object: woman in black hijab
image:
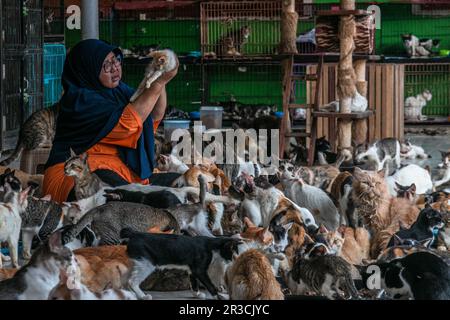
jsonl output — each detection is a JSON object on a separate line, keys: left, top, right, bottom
{"left": 43, "top": 39, "right": 178, "bottom": 202}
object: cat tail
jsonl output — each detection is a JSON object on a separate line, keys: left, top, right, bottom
{"left": 198, "top": 174, "right": 207, "bottom": 209}
{"left": 0, "top": 140, "right": 24, "bottom": 166}
{"left": 119, "top": 227, "right": 138, "bottom": 239}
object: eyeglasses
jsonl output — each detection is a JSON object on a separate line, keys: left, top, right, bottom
{"left": 102, "top": 55, "right": 122, "bottom": 73}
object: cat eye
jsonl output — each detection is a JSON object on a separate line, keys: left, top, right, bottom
{"left": 103, "top": 55, "right": 122, "bottom": 73}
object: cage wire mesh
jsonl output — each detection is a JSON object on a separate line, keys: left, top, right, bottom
{"left": 2, "top": 0, "right": 24, "bottom": 51}
{"left": 200, "top": 1, "right": 282, "bottom": 57}
{"left": 404, "top": 63, "right": 450, "bottom": 118}
{"left": 43, "top": 0, "right": 65, "bottom": 41}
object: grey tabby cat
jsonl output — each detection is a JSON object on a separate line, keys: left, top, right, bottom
{"left": 21, "top": 194, "right": 65, "bottom": 260}
{"left": 61, "top": 201, "right": 180, "bottom": 246}
{"left": 0, "top": 103, "right": 59, "bottom": 166}
{"left": 64, "top": 149, "right": 109, "bottom": 200}
{"left": 283, "top": 243, "right": 359, "bottom": 300}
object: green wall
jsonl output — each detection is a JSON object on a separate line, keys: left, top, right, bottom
{"left": 60, "top": 4, "right": 450, "bottom": 116}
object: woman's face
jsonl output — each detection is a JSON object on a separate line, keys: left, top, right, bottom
{"left": 99, "top": 52, "right": 122, "bottom": 88}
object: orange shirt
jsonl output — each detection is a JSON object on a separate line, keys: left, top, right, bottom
{"left": 43, "top": 104, "right": 161, "bottom": 203}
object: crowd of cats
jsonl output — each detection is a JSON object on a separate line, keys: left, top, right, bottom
{"left": 0, "top": 97, "right": 449, "bottom": 300}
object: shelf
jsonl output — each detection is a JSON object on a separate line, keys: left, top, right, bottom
{"left": 312, "top": 110, "right": 373, "bottom": 119}
{"left": 201, "top": 56, "right": 281, "bottom": 65}
{"left": 280, "top": 53, "right": 381, "bottom": 63}
{"left": 316, "top": 10, "right": 372, "bottom": 17}
{"left": 284, "top": 132, "right": 310, "bottom": 138}
{"left": 287, "top": 103, "right": 313, "bottom": 109}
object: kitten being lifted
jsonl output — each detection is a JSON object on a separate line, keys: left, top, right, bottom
{"left": 130, "top": 49, "right": 177, "bottom": 103}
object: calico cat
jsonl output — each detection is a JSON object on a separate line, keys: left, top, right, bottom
{"left": 0, "top": 167, "right": 43, "bottom": 198}
{"left": 239, "top": 217, "right": 274, "bottom": 247}
{"left": 282, "top": 244, "right": 359, "bottom": 300}
{"left": 0, "top": 184, "right": 31, "bottom": 268}
{"left": 385, "top": 164, "right": 433, "bottom": 196}
{"left": 48, "top": 266, "right": 137, "bottom": 300}
{"left": 230, "top": 172, "right": 316, "bottom": 229}
{"left": 0, "top": 103, "right": 59, "bottom": 166}
{"left": 120, "top": 227, "right": 242, "bottom": 300}
{"left": 61, "top": 201, "right": 180, "bottom": 246}
{"left": 218, "top": 26, "right": 251, "bottom": 57}
{"left": 130, "top": 49, "right": 178, "bottom": 103}
{"left": 354, "top": 138, "right": 401, "bottom": 171}
{"left": 364, "top": 251, "right": 450, "bottom": 300}
{"left": 0, "top": 231, "right": 73, "bottom": 300}
{"left": 387, "top": 206, "right": 445, "bottom": 248}
{"left": 64, "top": 149, "right": 109, "bottom": 200}
{"left": 225, "top": 249, "right": 284, "bottom": 300}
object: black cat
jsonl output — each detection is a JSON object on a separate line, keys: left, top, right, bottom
{"left": 104, "top": 188, "right": 182, "bottom": 209}
{"left": 363, "top": 251, "right": 450, "bottom": 300}
{"left": 387, "top": 206, "right": 445, "bottom": 248}
{"left": 120, "top": 228, "right": 242, "bottom": 300}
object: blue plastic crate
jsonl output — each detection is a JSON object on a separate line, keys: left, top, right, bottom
{"left": 44, "top": 43, "right": 66, "bottom": 106}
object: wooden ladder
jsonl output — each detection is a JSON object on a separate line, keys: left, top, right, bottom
{"left": 280, "top": 54, "right": 324, "bottom": 166}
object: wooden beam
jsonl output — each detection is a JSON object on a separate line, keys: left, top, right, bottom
{"left": 280, "top": 0, "right": 298, "bottom": 54}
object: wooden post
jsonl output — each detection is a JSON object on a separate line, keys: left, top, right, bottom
{"left": 337, "top": 0, "right": 356, "bottom": 152}
{"left": 353, "top": 59, "right": 368, "bottom": 145}
{"left": 280, "top": 0, "right": 298, "bottom": 54}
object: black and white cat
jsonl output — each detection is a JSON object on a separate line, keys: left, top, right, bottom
{"left": 386, "top": 164, "right": 433, "bottom": 196}
{"left": 387, "top": 206, "right": 445, "bottom": 248}
{"left": 401, "top": 34, "right": 440, "bottom": 57}
{"left": 120, "top": 228, "right": 242, "bottom": 300}
{"left": 354, "top": 138, "right": 401, "bottom": 171}
{"left": 364, "top": 251, "right": 450, "bottom": 300}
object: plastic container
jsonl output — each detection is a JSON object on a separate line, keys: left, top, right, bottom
{"left": 190, "top": 111, "right": 200, "bottom": 120}
{"left": 163, "top": 119, "right": 190, "bottom": 140}
{"left": 200, "top": 106, "right": 223, "bottom": 129}
{"left": 274, "top": 111, "right": 284, "bottom": 118}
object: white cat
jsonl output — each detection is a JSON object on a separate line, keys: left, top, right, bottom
{"left": 355, "top": 138, "right": 401, "bottom": 171}
{"left": 320, "top": 91, "right": 368, "bottom": 113}
{"left": 130, "top": 49, "right": 177, "bottom": 102}
{"left": 400, "top": 140, "right": 431, "bottom": 160}
{"left": 156, "top": 154, "right": 189, "bottom": 174}
{"left": 279, "top": 168, "right": 343, "bottom": 230}
{"left": 404, "top": 90, "right": 432, "bottom": 121}
{"left": 0, "top": 184, "right": 30, "bottom": 268}
{"left": 386, "top": 164, "right": 433, "bottom": 196}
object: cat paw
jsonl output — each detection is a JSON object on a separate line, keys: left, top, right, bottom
{"left": 193, "top": 291, "right": 206, "bottom": 299}
{"left": 1, "top": 253, "right": 11, "bottom": 262}
{"left": 140, "top": 294, "right": 153, "bottom": 300}
{"left": 216, "top": 293, "right": 228, "bottom": 300}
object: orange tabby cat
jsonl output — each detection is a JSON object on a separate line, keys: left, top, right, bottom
{"left": 352, "top": 167, "right": 420, "bottom": 258}
{"left": 225, "top": 249, "right": 284, "bottom": 300}
{"left": 0, "top": 267, "right": 18, "bottom": 281}
{"left": 240, "top": 217, "right": 274, "bottom": 246}
{"left": 337, "top": 225, "right": 371, "bottom": 265}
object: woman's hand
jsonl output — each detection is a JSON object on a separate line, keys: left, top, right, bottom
{"left": 154, "top": 56, "right": 179, "bottom": 86}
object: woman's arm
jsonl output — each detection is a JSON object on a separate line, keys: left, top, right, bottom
{"left": 150, "top": 85, "right": 167, "bottom": 122}
{"left": 130, "top": 60, "right": 178, "bottom": 122}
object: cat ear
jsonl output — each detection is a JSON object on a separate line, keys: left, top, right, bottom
{"left": 4, "top": 168, "right": 11, "bottom": 174}
{"left": 318, "top": 224, "right": 328, "bottom": 234}
{"left": 80, "top": 152, "right": 88, "bottom": 162}
{"left": 440, "top": 150, "right": 448, "bottom": 158}
{"left": 19, "top": 186, "right": 32, "bottom": 205}
{"left": 70, "top": 148, "right": 77, "bottom": 157}
{"left": 394, "top": 182, "right": 403, "bottom": 191}
{"left": 243, "top": 217, "right": 255, "bottom": 229}
{"left": 337, "top": 225, "right": 346, "bottom": 237}
{"left": 48, "top": 231, "right": 64, "bottom": 254}
{"left": 62, "top": 202, "right": 71, "bottom": 208}
{"left": 283, "top": 222, "right": 294, "bottom": 232}
{"left": 353, "top": 166, "right": 363, "bottom": 177}
{"left": 424, "top": 165, "right": 431, "bottom": 174}
{"left": 41, "top": 194, "right": 52, "bottom": 201}
{"left": 377, "top": 169, "right": 386, "bottom": 178}
{"left": 409, "top": 183, "right": 416, "bottom": 193}
{"left": 419, "top": 238, "right": 433, "bottom": 247}
{"left": 304, "top": 233, "right": 315, "bottom": 244}
{"left": 393, "top": 234, "right": 403, "bottom": 246}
